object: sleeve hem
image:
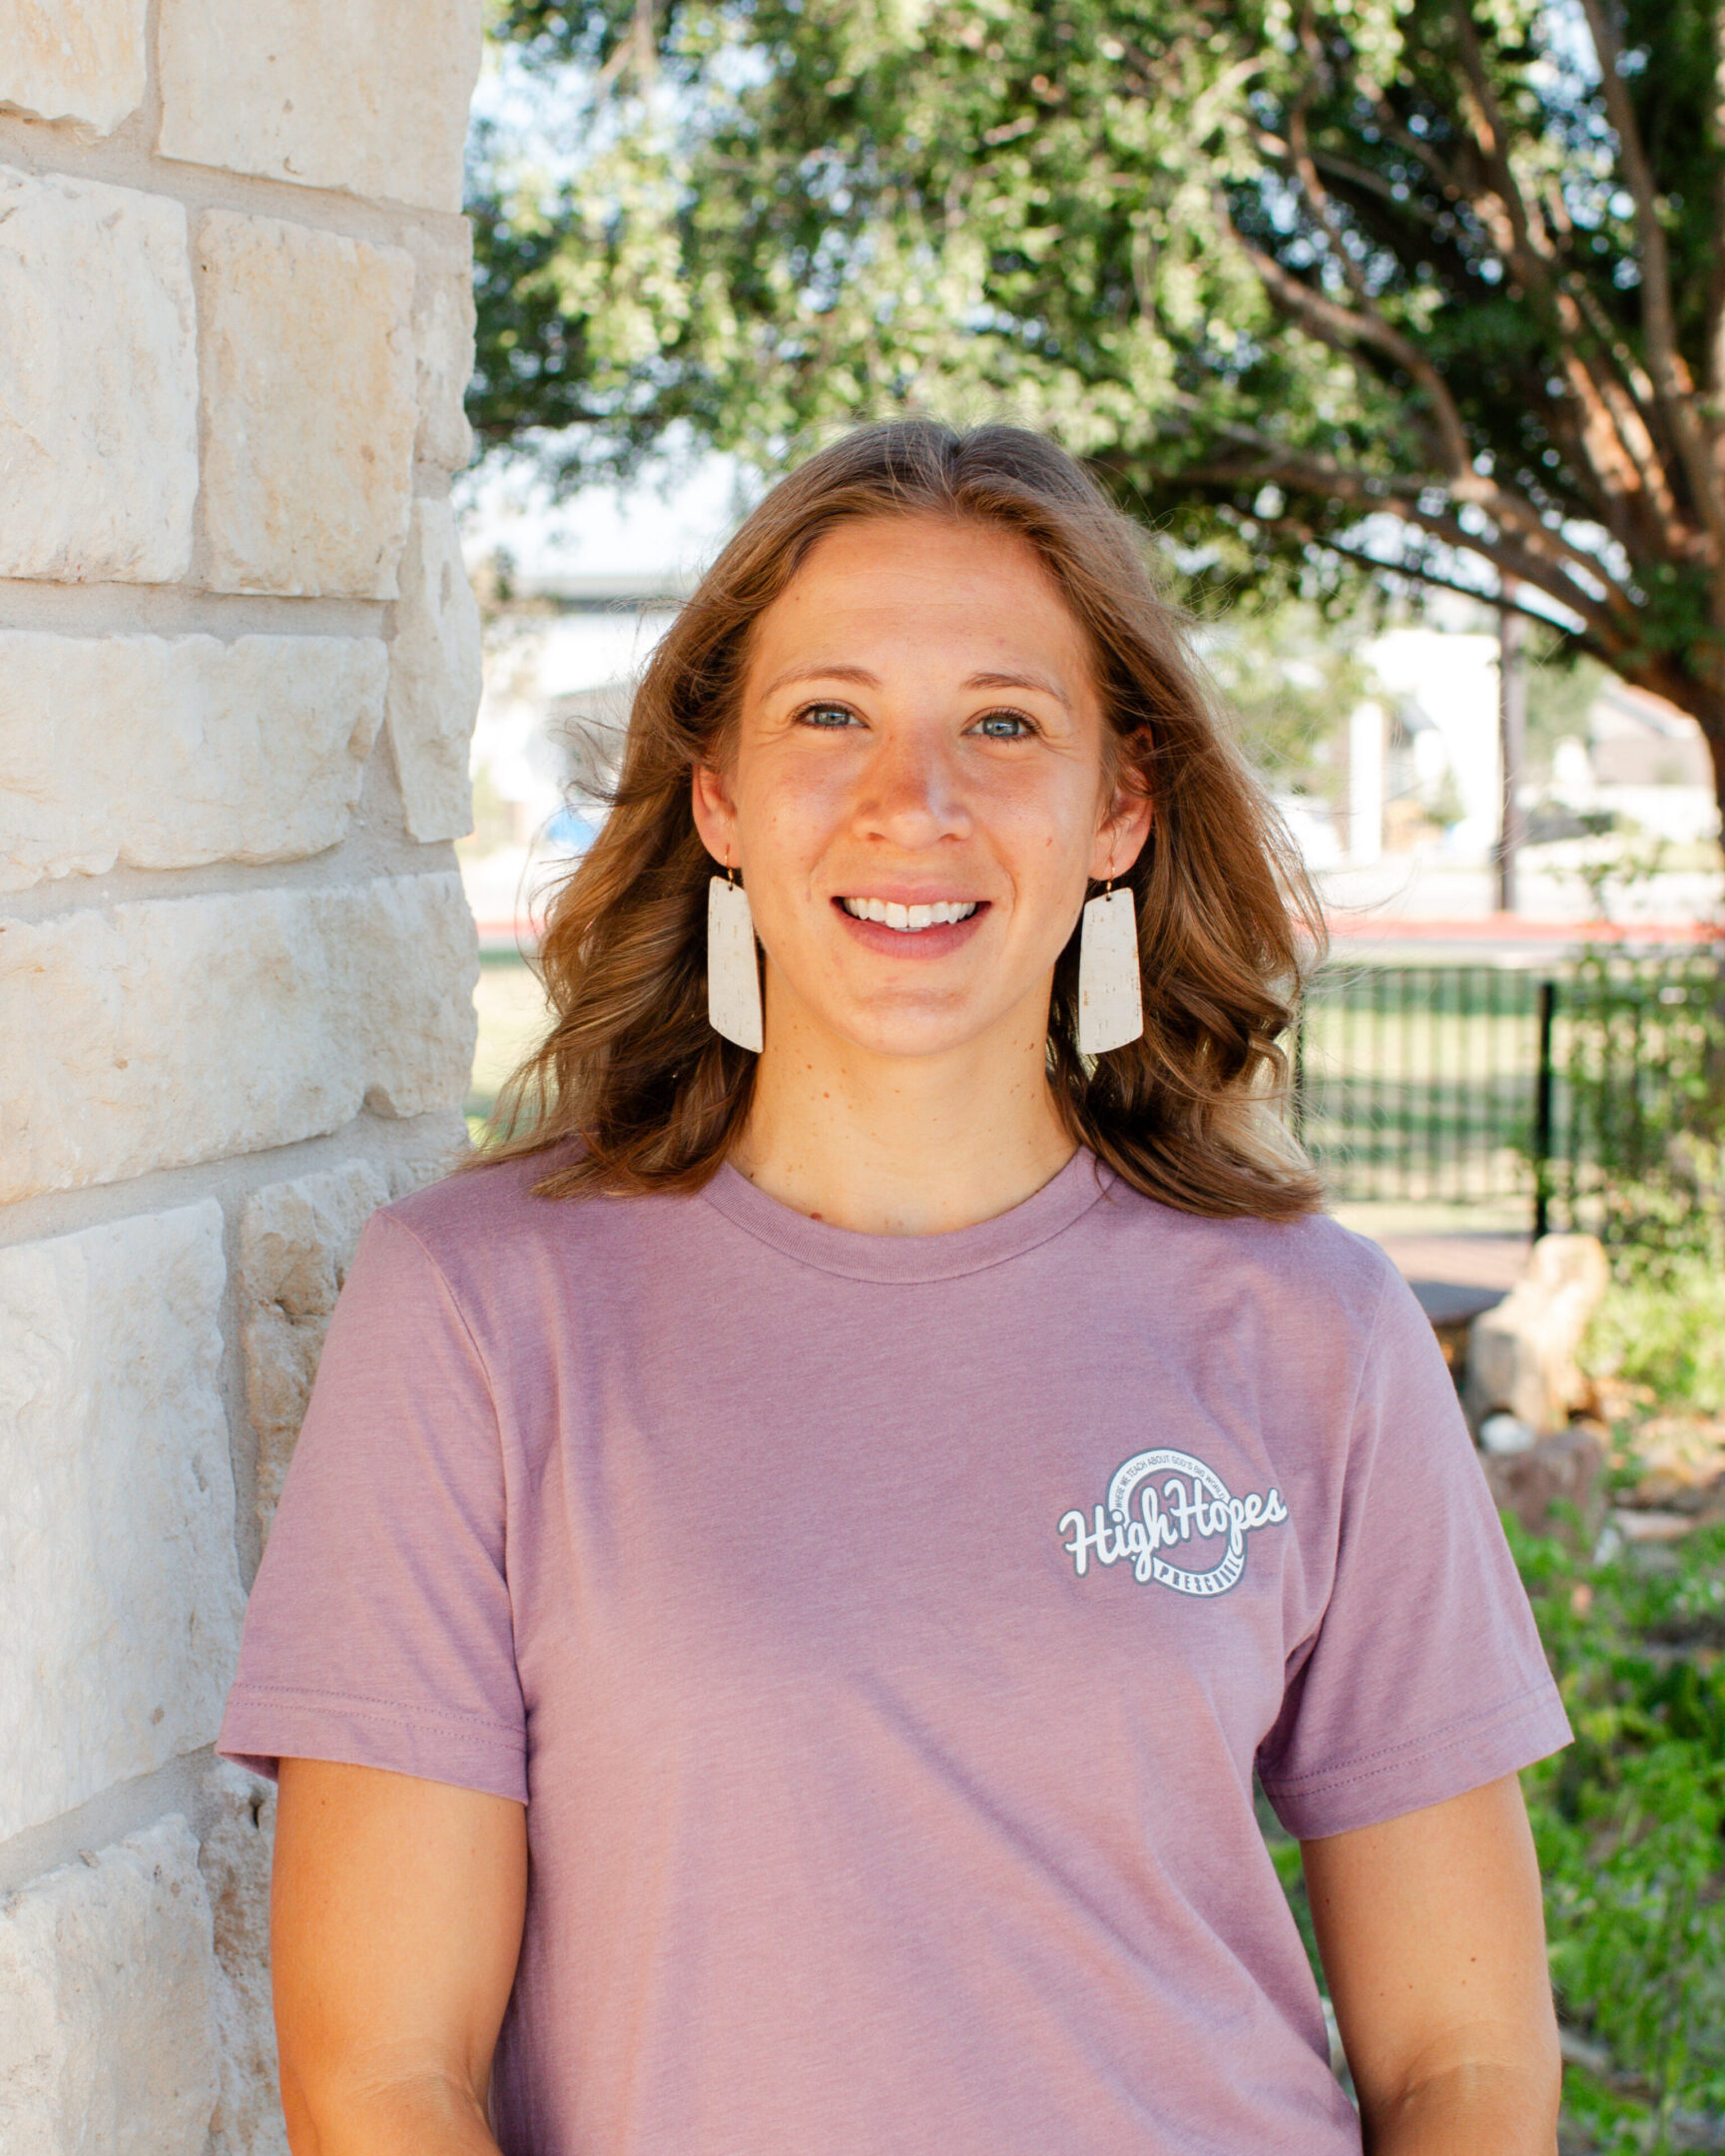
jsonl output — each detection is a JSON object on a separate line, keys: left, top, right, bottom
{"left": 1261, "top": 1680, "right": 1572, "bottom": 1841}
{"left": 217, "top": 1687, "right": 528, "bottom": 1807}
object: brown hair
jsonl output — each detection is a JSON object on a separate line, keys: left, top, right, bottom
{"left": 483, "top": 419, "right": 1327, "bottom": 1218}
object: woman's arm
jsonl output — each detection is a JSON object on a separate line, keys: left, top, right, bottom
{"left": 1302, "top": 1773, "right": 1561, "bottom": 2156}
{"left": 272, "top": 1758, "right": 528, "bottom": 2156}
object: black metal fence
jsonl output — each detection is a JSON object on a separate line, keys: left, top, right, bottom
{"left": 1292, "top": 947, "right": 1725, "bottom": 1235}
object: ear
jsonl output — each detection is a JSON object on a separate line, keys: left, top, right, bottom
{"left": 690, "top": 761, "right": 741, "bottom": 872}
{"left": 1089, "top": 770, "right": 1154, "bottom": 884}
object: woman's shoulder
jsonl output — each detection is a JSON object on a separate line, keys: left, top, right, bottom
{"left": 370, "top": 1143, "right": 634, "bottom": 1281}
{"left": 1096, "top": 1175, "right": 1404, "bottom": 1334}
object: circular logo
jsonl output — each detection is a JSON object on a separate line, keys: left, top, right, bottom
{"left": 1108, "top": 1446, "right": 1246, "bottom": 1597}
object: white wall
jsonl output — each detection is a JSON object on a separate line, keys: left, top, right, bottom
{"left": 1365, "top": 628, "right": 1502, "bottom": 853}
{"left": 0, "top": 7, "right": 484, "bottom": 2145}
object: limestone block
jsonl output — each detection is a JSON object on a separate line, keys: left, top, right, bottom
{"left": 240, "top": 1161, "right": 390, "bottom": 1538}
{"left": 0, "top": 1207, "right": 242, "bottom": 1840}
{"left": 0, "top": 1818, "right": 219, "bottom": 2156}
{"left": 201, "top": 1765, "right": 288, "bottom": 2156}
{"left": 386, "top": 1110, "right": 473, "bottom": 1199}
{"left": 0, "top": 169, "right": 197, "bottom": 583}
{"left": 0, "top": 632, "right": 386, "bottom": 892}
{"left": 1465, "top": 1233, "right": 1610, "bottom": 1433}
{"left": 158, "top": 0, "right": 482, "bottom": 214}
{"left": 414, "top": 265, "right": 476, "bottom": 473}
{"left": 1482, "top": 1424, "right": 1607, "bottom": 1544}
{"left": 0, "top": 874, "right": 477, "bottom": 1204}
{"left": 0, "top": 0, "right": 147, "bottom": 132}
{"left": 387, "top": 500, "right": 481, "bottom": 840}
{"left": 197, "top": 211, "right": 417, "bottom": 597}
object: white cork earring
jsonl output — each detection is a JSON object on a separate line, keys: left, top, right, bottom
{"left": 707, "top": 866, "right": 764, "bottom": 1051}
{"left": 1077, "top": 879, "right": 1144, "bottom": 1057}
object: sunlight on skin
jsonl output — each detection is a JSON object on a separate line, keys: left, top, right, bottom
{"left": 691, "top": 514, "right": 1151, "bottom": 1236}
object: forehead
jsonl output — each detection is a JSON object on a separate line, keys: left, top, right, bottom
{"left": 746, "top": 514, "right": 1097, "bottom": 693}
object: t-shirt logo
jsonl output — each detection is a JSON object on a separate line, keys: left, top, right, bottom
{"left": 1058, "top": 1447, "right": 1289, "bottom": 1598}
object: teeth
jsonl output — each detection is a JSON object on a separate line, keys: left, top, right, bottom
{"left": 842, "top": 897, "right": 979, "bottom": 931}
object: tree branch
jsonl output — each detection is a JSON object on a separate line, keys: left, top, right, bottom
{"left": 1355, "top": 27, "right": 1692, "bottom": 561}
{"left": 1574, "top": 0, "right": 1725, "bottom": 556}
{"left": 1267, "top": 517, "right": 1636, "bottom": 663}
{"left": 1174, "top": 411, "right": 1635, "bottom": 638}
{"left": 1446, "top": 5, "right": 1562, "bottom": 270}
{"left": 1707, "top": 6, "right": 1725, "bottom": 490}
{"left": 1229, "top": 227, "right": 1473, "bottom": 477}
{"left": 1283, "top": 6, "right": 1377, "bottom": 311}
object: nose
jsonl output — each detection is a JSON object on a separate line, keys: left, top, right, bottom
{"left": 853, "top": 724, "right": 972, "bottom": 850}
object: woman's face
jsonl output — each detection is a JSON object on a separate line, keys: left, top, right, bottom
{"left": 692, "top": 513, "right": 1151, "bottom": 1062}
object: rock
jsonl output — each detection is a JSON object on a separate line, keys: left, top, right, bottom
{"left": 0, "top": 873, "right": 478, "bottom": 1204}
{"left": 386, "top": 500, "right": 481, "bottom": 841}
{"left": 0, "top": 168, "right": 197, "bottom": 584}
{"left": 1481, "top": 1424, "right": 1607, "bottom": 1544}
{"left": 195, "top": 210, "right": 417, "bottom": 598}
{"left": 1620, "top": 1412, "right": 1725, "bottom": 1512}
{"left": 0, "top": 1207, "right": 243, "bottom": 1841}
{"left": 0, "top": 631, "right": 385, "bottom": 891}
{"left": 1464, "top": 1232, "right": 1609, "bottom": 1435}
{"left": 0, "top": 0, "right": 148, "bottom": 133}
{"left": 0, "top": 1818, "right": 219, "bottom": 2155}
{"left": 200, "top": 1765, "right": 288, "bottom": 2156}
{"left": 1609, "top": 1507, "right": 1695, "bottom": 1545}
{"left": 157, "top": 0, "right": 482, "bottom": 214}
{"left": 239, "top": 1162, "right": 391, "bottom": 1539}
{"left": 1478, "top": 1411, "right": 1538, "bottom": 1456}
{"left": 413, "top": 263, "right": 476, "bottom": 474}
{"left": 384, "top": 1111, "right": 473, "bottom": 1199}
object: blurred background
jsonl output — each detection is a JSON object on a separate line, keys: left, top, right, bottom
{"left": 449, "top": 6, "right": 1725, "bottom": 2147}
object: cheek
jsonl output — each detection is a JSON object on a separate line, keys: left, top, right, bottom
{"left": 982, "top": 764, "right": 1102, "bottom": 878}
{"left": 736, "top": 753, "right": 852, "bottom": 875}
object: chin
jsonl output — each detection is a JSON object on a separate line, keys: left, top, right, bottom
{"left": 817, "top": 997, "right": 1007, "bottom": 1062}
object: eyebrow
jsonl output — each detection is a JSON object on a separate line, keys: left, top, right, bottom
{"left": 761, "top": 663, "right": 1074, "bottom": 712}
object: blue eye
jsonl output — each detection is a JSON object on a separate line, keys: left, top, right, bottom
{"left": 799, "top": 704, "right": 860, "bottom": 729}
{"left": 974, "top": 710, "right": 1033, "bottom": 739}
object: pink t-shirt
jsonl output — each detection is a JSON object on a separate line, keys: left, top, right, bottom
{"left": 220, "top": 1146, "right": 1568, "bottom": 2156}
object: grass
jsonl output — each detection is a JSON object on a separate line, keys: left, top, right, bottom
{"left": 1299, "top": 964, "right": 1547, "bottom": 1207}
{"left": 466, "top": 955, "right": 551, "bottom": 1131}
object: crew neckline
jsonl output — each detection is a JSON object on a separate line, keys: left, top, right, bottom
{"left": 700, "top": 1146, "right": 1118, "bottom": 1283}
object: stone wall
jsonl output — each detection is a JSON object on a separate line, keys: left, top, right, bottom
{"left": 0, "top": 7, "right": 484, "bottom": 2147}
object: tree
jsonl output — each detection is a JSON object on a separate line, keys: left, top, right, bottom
{"left": 470, "top": 0, "right": 1725, "bottom": 834}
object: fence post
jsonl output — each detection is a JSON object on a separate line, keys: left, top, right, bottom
{"left": 1532, "top": 977, "right": 1556, "bottom": 1241}
{"left": 1292, "top": 1011, "right": 1306, "bottom": 1147}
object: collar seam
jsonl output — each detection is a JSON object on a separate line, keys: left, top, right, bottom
{"left": 696, "top": 1162, "right": 1115, "bottom": 1283}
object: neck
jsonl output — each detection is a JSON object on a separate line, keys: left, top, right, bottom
{"left": 731, "top": 975, "right": 1076, "bottom": 1236}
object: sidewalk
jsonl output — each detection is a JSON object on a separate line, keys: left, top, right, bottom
{"left": 1334, "top": 1205, "right": 1528, "bottom": 1329}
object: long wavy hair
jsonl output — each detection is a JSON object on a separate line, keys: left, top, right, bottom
{"left": 482, "top": 419, "right": 1327, "bottom": 1218}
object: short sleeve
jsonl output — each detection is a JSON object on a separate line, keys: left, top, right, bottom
{"left": 217, "top": 1210, "right": 527, "bottom": 1804}
{"left": 1256, "top": 1262, "right": 1570, "bottom": 1841}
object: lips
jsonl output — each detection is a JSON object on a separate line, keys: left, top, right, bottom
{"left": 840, "top": 896, "right": 980, "bottom": 933}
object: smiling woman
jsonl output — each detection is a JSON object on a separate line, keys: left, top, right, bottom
{"left": 218, "top": 422, "right": 1570, "bottom": 2156}
{"left": 482, "top": 421, "right": 1324, "bottom": 1224}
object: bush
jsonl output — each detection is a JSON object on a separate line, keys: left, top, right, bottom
{"left": 1514, "top": 1518, "right": 1725, "bottom": 2152}
{"left": 1264, "top": 1520, "right": 1725, "bottom": 2152}
{"left": 1583, "top": 1258, "right": 1725, "bottom": 1419}
{"left": 1549, "top": 947, "right": 1725, "bottom": 1280}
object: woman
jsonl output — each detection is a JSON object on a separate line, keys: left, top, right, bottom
{"left": 220, "top": 421, "right": 1569, "bottom": 2156}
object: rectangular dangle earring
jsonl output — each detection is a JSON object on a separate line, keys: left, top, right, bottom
{"left": 1077, "top": 878, "right": 1144, "bottom": 1057}
{"left": 707, "top": 865, "right": 764, "bottom": 1051}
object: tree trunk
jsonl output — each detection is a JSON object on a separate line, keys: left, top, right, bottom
{"left": 1591, "top": 648, "right": 1725, "bottom": 864}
